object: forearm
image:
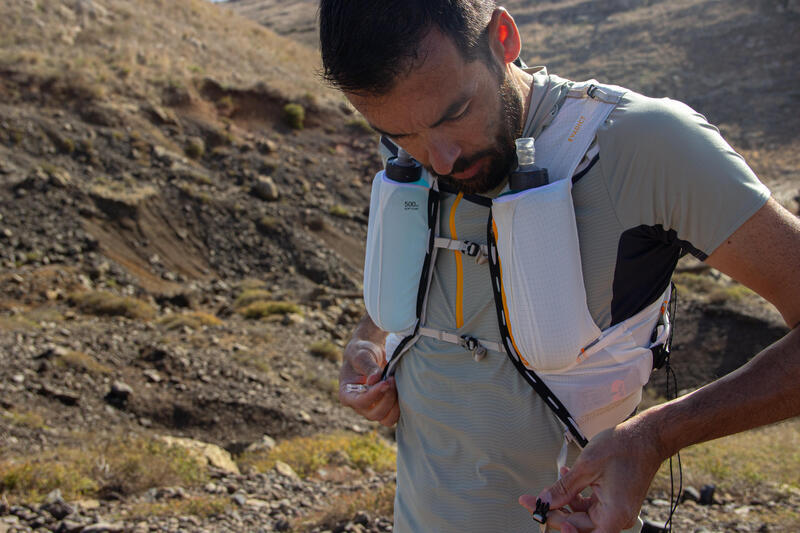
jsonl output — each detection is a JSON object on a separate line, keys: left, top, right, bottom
{"left": 349, "top": 312, "right": 388, "bottom": 346}
{"left": 642, "top": 324, "right": 800, "bottom": 459}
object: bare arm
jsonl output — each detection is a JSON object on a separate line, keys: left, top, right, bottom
{"left": 525, "top": 198, "right": 800, "bottom": 532}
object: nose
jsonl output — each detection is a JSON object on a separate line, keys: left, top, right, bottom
{"left": 426, "top": 137, "right": 461, "bottom": 176}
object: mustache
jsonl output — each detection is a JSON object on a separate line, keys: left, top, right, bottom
{"left": 436, "top": 147, "right": 499, "bottom": 178}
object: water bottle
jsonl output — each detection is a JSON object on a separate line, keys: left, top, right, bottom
{"left": 385, "top": 147, "right": 425, "bottom": 185}
{"left": 509, "top": 137, "right": 548, "bottom": 191}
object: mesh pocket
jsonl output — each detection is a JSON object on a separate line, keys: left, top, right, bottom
{"left": 492, "top": 178, "right": 600, "bottom": 371}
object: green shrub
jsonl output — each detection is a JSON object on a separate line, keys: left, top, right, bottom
{"left": 238, "top": 432, "right": 395, "bottom": 479}
{"left": 309, "top": 340, "right": 341, "bottom": 363}
{"left": 329, "top": 204, "right": 350, "bottom": 218}
{"left": 157, "top": 311, "right": 222, "bottom": 330}
{"left": 0, "top": 435, "right": 207, "bottom": 503}
{"left": 283, "top": 103, "right": 305, "bottom": 130}
{"left": 234, "top": 289, "right": 272, "bottom": 309}
{"left": 68, "top": 291, "right": 156, "bottom": 320}
{"left": 238, "top": 300, "right": 301, "bottom": 319}
{"left": 184, "top": 138, "right": 205, "bottom": 159}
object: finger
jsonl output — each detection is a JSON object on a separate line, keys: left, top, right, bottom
{"left": 566, "top": 492, "right": 595, "bottom": 513}
{"left": 363, "top": 382, "right": 398, "bottom": 421}
{"left": 380, "top": 400, "right": 400, "bottom": 427}
{"left": 546, "top": 510, "right": 594, "bottom": 533}
{"left": 537, "top": 461, "right": 595, "bottom": 510}
{"left": 340, "top": 378, "right": 391, "bottom": 410}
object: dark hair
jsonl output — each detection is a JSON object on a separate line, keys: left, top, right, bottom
{"left": 319, "top": 0, "right": 497, "bottom": 96}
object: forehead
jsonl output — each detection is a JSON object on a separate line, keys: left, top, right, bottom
{"left": 346, "top": 30, "right": 481, "bottom": 132}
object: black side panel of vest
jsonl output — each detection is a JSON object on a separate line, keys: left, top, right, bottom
{"left": 610, "top": 224, "right": 703, "bottom": 326}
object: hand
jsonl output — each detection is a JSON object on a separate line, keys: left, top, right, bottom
{"left": 339, "top": 339, "right": 399, "bottom": 427}
{"left": 519, "top": 416, "right": 665, "bottom": 533}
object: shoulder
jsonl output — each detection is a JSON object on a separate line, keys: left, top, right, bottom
{"left": 599, "top": 90, "right": 714, "bottom": 153}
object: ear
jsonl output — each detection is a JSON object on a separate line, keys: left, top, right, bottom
{"left": 487, "top": 8, "right": 522, "bottom": 66}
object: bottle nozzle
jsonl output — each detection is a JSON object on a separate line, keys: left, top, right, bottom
{"left": 515, "top": 137, "right": 536, "bottom": 169}
{"left": 396, "top": 147, "right": 415, "bottom": 167}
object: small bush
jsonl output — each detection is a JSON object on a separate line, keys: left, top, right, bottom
{"left": 329, "top": 204, "right": 350, "bottom": 218}
{"left": 184, "top": 138, "right": 205, "bottom": 159}
{"left": 127, "top": 495, "right": 229, "bottom": 519}
{"left": 68, "top": 291, "right": 156, "bottom": 320}
{"left": 238, "top": 300, "right": 300, "bottom": 319}
{"left": 283, "top": 103, "right": 305, "bottom": 130}
{"left": 0, "top": 435, "right": 208, "bottom": 503}
{"left": 157, "top": 311, "right": 222, "bottom": 330}
{"left": 238, "top": 432, "right": 396, "bottom": 479}
{"left": 1, "top": 409, "right": 46, "bottom": 430}
{"left": 55, "top": 350, "right": 113, "bottom": 375}
{"left": 309, "top": 340, "right": 341, "bottom": 363}
{"left": 234, "top": 289, "right": 272, "bottom": 309}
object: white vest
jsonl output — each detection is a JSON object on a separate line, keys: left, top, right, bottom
{"left": 363, "top": 81, "right": 673, "bottom": 448}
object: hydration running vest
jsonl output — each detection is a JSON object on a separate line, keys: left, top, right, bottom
{"left": 363, "top": 79, "right": 674, "bottom": 452}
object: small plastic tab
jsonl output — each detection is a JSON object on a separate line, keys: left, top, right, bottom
{"left": 532, "top": 498, "right": 550, "bottom": 524}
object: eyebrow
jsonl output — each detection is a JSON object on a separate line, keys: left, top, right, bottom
{"left": 369, "top": 92, "right": 473, "bottom": 139}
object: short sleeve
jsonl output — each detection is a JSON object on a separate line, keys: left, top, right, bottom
{"left": 596, "top": 92, "right": 770, "bottom": 258}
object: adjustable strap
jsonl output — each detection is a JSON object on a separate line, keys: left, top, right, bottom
{"left": 651, "top": 283, "right": 677, "bottom": 370}
{"left": 433, "top": 237, "right": 489, "bottom": 265}
{"left": 418, "top": 327, "right": 502, "bottom": 362}
{"left": 486, "top": 212, "right": 589, "bottom": 448}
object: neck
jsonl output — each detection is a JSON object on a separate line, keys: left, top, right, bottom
{"left": 508, "top": 63, "right": 534, "bottom": 131}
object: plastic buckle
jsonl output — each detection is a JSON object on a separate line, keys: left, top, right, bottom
{"left": 532, "top": 498, "right": 549, "bottom": 524}
{"left": 587, "top": 84, "right": 598, "bottom": 98}
{"left": 463, "top": 241, "right": 480, "bottom": 257}
{"left": 460, "top": 335, "right": 478, "bottom": 351}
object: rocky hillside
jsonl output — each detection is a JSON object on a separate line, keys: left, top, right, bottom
{"left": 0, "top": 1, "right": 798, "bottom": 532}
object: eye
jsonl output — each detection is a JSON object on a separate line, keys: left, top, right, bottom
{"left": 448, "top": 102, "right": 471, "bottom": 122}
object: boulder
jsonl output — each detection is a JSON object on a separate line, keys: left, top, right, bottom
{"left": 158, "top": 436, "right": 240, "bottom": 475}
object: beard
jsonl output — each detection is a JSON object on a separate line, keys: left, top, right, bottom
{"left": 434, "top": 73, "right": 524, "bottom": 195}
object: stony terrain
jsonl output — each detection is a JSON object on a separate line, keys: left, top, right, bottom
{"left": 0, "top": 0, "right": 798, "bottom": 532}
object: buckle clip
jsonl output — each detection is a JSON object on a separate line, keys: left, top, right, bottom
{"left": 460, "top": 335, "right": 487, "bottom": 362}
{"left": 460, "top": 335, "right": 478, "bottom": 351}
{"left": 463, "top": 241, "right": 480, "bottom": 257}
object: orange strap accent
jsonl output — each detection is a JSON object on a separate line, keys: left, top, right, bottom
{"left": 450, "top": 193, "right": 465, "bottom": 329}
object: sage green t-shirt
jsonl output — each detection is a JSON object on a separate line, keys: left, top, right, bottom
{"left": 378, "top": 68, "right": 770, "bottom": 533}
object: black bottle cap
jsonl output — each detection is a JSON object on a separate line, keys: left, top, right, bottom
{"left": 385, "top": 155, "right": 423, "bottom": 183}
{"left": 509, "top": 167, "right": 549, "bottom": 191}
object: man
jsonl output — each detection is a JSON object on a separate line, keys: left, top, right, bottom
{"left": 318, "top": 1, "right": 800, "bottom": 532}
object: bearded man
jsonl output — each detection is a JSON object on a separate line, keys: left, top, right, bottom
{"left": 318, "top": 2, "right": 800, "bottom": 532}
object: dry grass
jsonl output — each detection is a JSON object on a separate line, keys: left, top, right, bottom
{"left": 157, "top": 311, "right": 222, "bottom": 330}
{"left": 1, "top": 409, "right": 47, "bottom": 430}
{"left": 68, "top": 290, "right": 156, "bottom": 320}
{"left": 234, "top": 289, "right": 272, "bottom": 309}
{"left": 0, "top": 435, "right": 208, "bottom": 503}
{"left": 55, "top": 350, "right": 113, "bottom": 375}
{"left": 651, "top": 418, "right": 800, "bottom": 498}
{"left": 238, "top": 300, "right": 301, "bottom": 319}
{"left": 123, "top": 495, "right": 230, "bottom": 520}
{"left": 298, "top": 483, "right": 396, "bottom": 532}
{"left": 0, "top": 0, "right": 336, "bottom": 106}
{"left": 238, "top": 432, "right": 396, "bottom": 479}
{"left": 309, "top": 340, "right": 342, "bottom": 363}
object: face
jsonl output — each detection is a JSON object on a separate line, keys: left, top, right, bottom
{"left": 347, "top": 29, "right": 524, "bottom": 194}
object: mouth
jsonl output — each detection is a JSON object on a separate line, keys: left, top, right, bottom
{"left": 449, "top": 156, "right": 487, "bottom": 181}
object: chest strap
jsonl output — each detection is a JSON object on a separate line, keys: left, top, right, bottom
{"left": 433, "top": 237, "right": 489, "bottom": 264}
